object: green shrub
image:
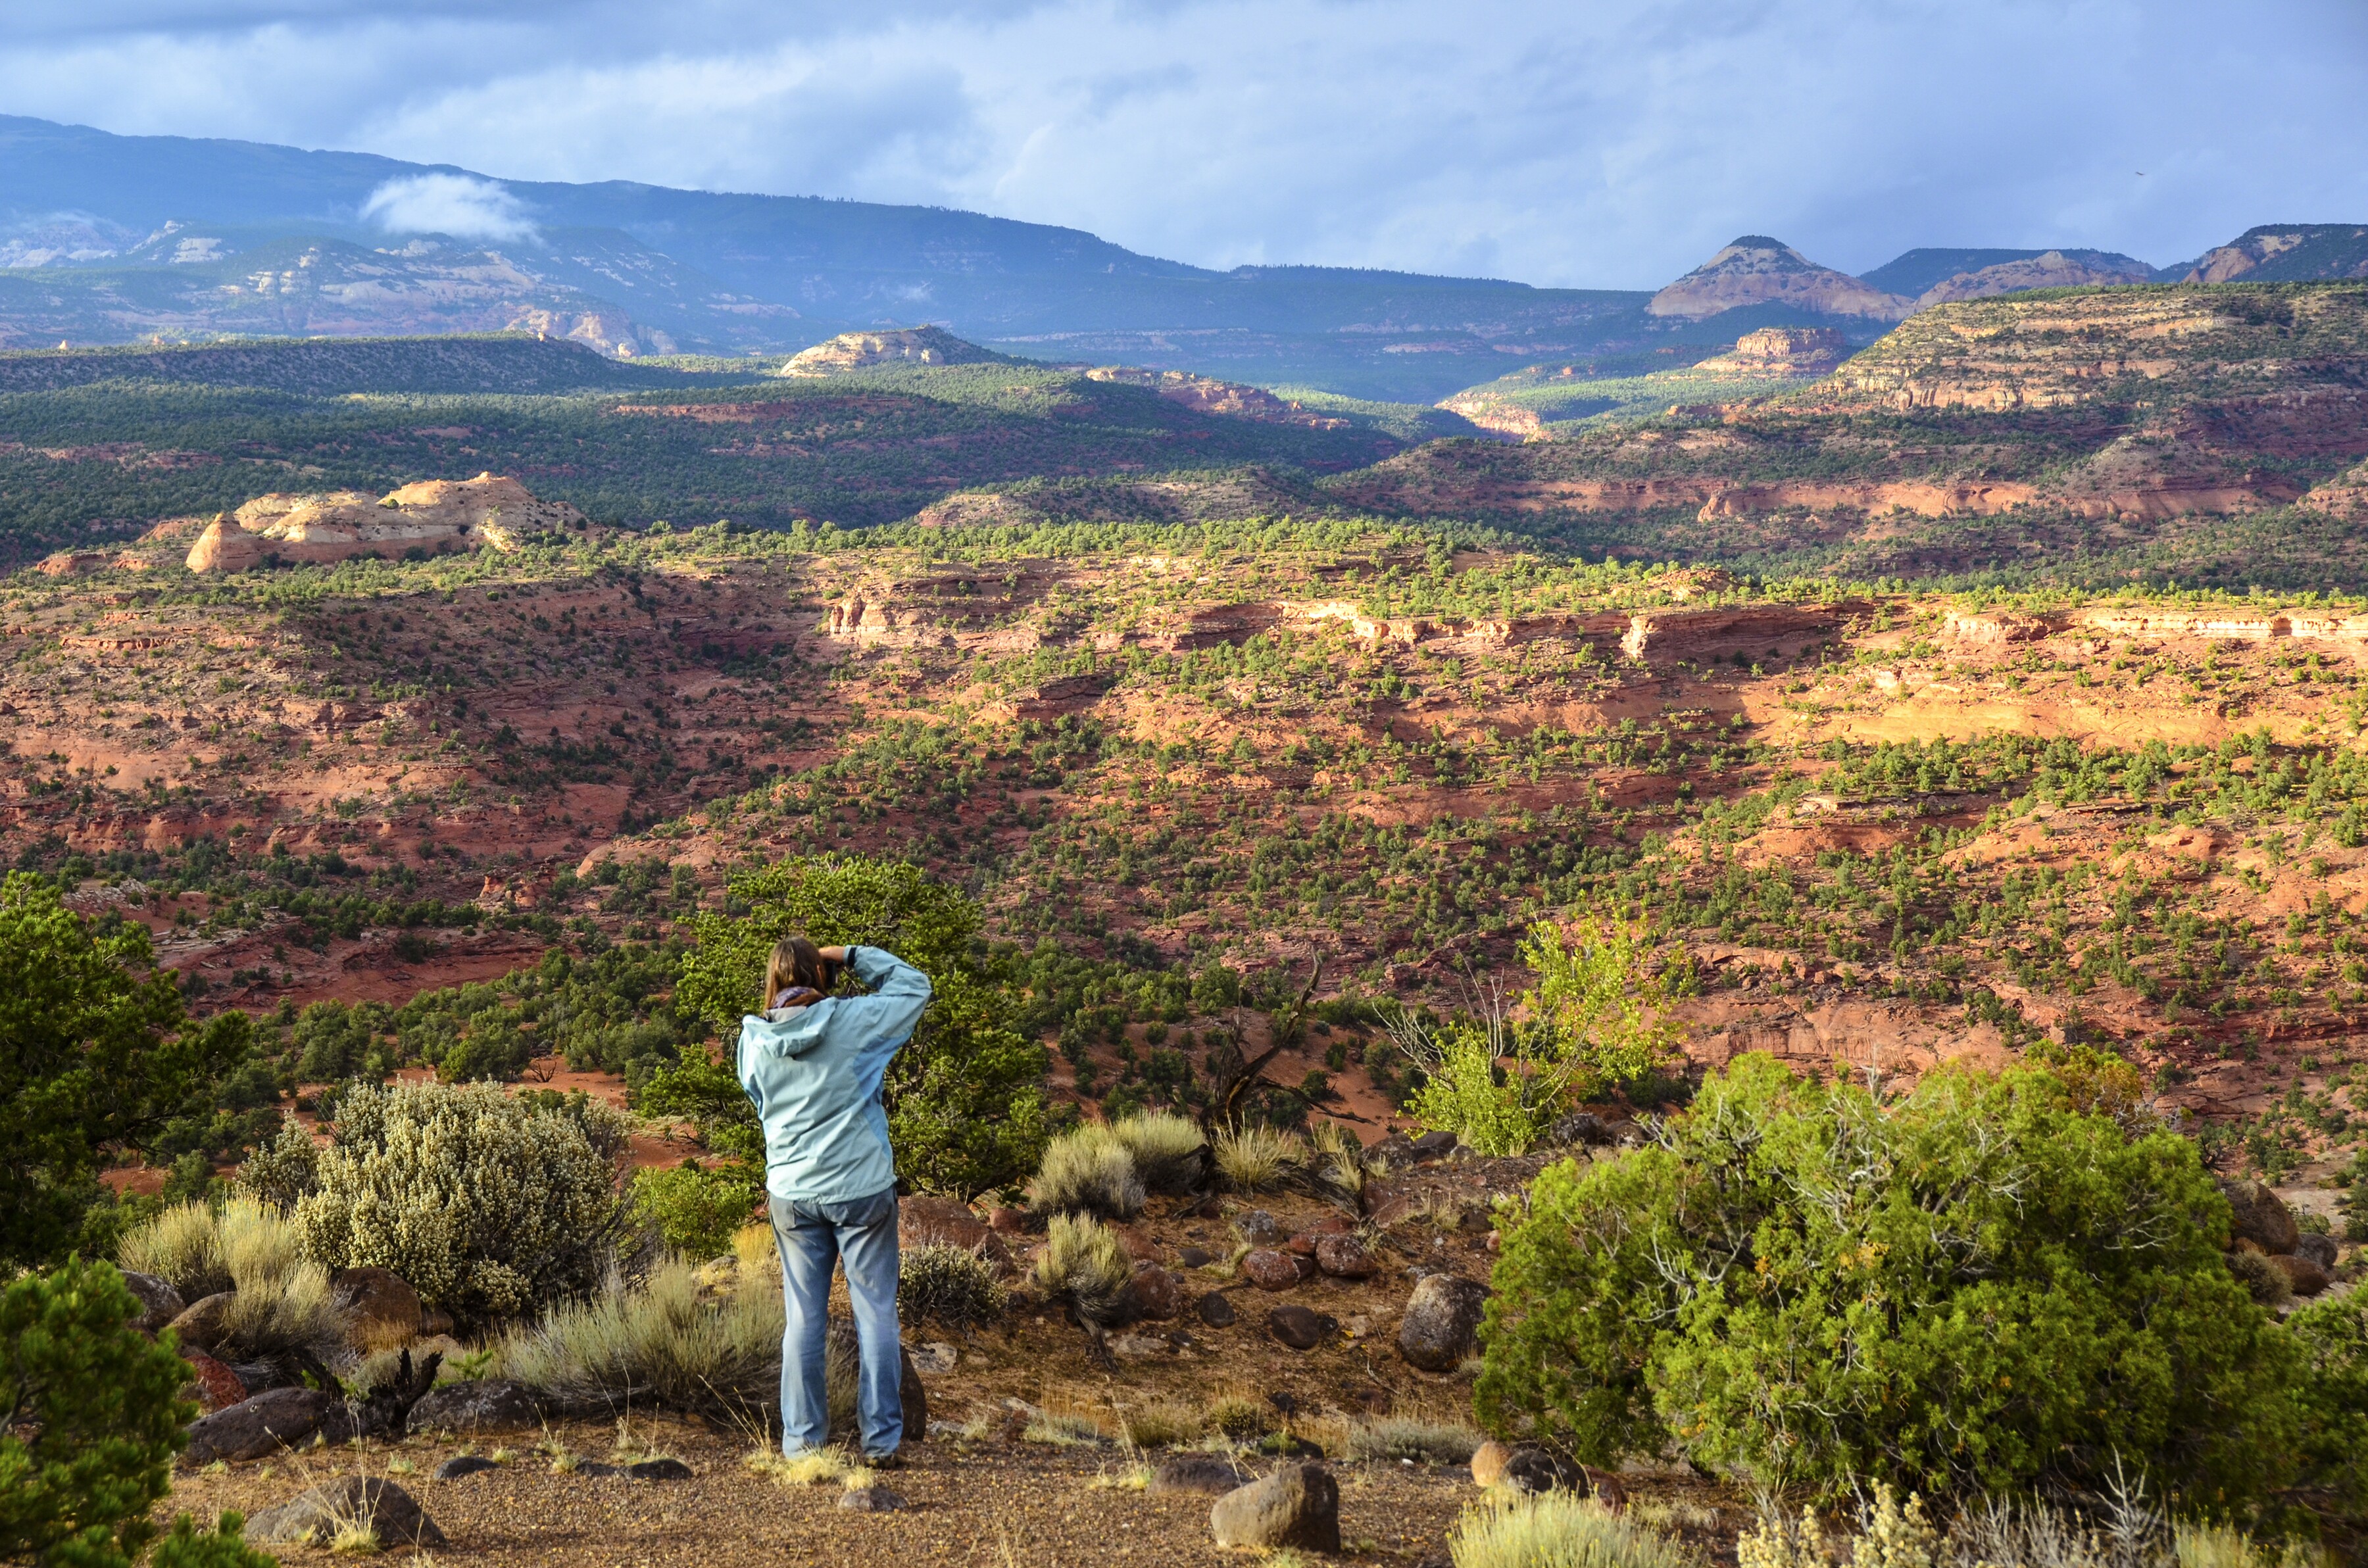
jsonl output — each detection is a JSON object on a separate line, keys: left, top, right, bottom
{"left": 0, "top": 873, "right": 255, "bottom": 1269}
{"left": 1028, "top": 1124, "right": 1145, "bottom": 1219}
{"left": 296, "top": 1080, "right": 628, "bottom": 1323}
{"left": 1109, "top": 1111, "right": 1206, "bottom": 1194}
{"left": 494, "top": 1254, "right": 779, "bottom": 1420}
{"left": 1479, "top": 1052, "right": 2306, "bottom": 1504}
{"left": 1447, "top": 1490, "right": 1694, "bottom": 1568}
{"left": 630, "top": 1160, "right": 758, "bottom": 1260}
{"left": 234, "top": 1115, "right": 320, "bottom": 1213}
{"left": 670, "top": 855, "right": 1050, "bottom": 1198}
{"left": 0, "top": 1258, "right": 272, "bottom": 1568}
{"left": 1033, "top": 1213, "right": 1132, "bottom": 1327}
{"left": 899, "top": 1242, "right": 1009, "bottom": 1328}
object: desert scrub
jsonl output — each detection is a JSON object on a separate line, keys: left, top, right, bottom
{"left": 1481, "top": 1051, "right": 2311, "bottom": 1506}
{"left": 296, "top": 1080, "right": 629, "bottom": 1323}
{"left": 630, "top": 1159, "right": 758, "bottom": 1260}
{"left": 899, "top": 1242, "right": 1008, "bottom": 1328}
{"left": 1346, "top": 1416, "right": 1483, "bottom": 1465}
{"left": 1213, "top": 1124, "right": 1304, "bottom": 1191}
{"left": 1028, "top": 1124, "right": 1146, "bottom": 1219}
{"left": 495, "top": 1254, "right": 780, "bottom": 1420}
{"left": 1309, "top": 1119, "right": 1366, "bottom": 1199}
{"left": 1033, "top": 1212, "right": 1133, "bottom": 1326}
{"left": 1448, "top": 1490, "right": 1695, "bottom": 1568}
{"left": 119, "top": 1197, "right": 344, "bottom": 1366}
{"left": 1108, "top": 1111, "right": 1207, "bottom": 1194}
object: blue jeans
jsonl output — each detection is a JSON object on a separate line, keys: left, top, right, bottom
{"left": 768, "top": 1187, "right": 903, "bottom": 1456}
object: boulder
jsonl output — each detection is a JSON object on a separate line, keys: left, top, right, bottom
{"left": 405, "top": 1379, "right": 541, "bottom": 1436}
{"left": 1267, "top": 1305, "right": 1327, "bottom": 1350}
{"left": 1196, "top": 1292, "right": 1239, "bottom": 1328}
{"left": 1175, "top": 1245, "right": 1213, "bottom": 1269}
{"left": 1365, "top": 1133, "right": 1418, "bottom": 1171}
{"left": 1398, "top": 1275, "right": 1488, "bottom": 1372}
{"left": 182, "top": 1387, "right": 333, "bottom": 1465}
{"left": 1235, "top": 1210, "right": 1286, "bottom": 1245}
{"left": 122, "top": 1271, "right": 186, "bottom": 1335}
{"left": 1150, "top": 1452, "right": 1252, "bottom": 1496}
{"left": 2220, "top": 1179, "right": 2300, "bottom": 1254}
{"left": 167, "top": 1292, "right": 236, "bottom": 1354}
{"left": 1504, "top": 1448, "right": 1582, "bottom": 1494}
{"left": 2270, "top": 1252, "right": 2332, "bottom": 1298}
{"left": 1315, "top": 1234, "right": 1378, "bottom": 1279}
{"left": 1410, "top": 1130, "right": 1460, "bottom": 1161}
{"left": 2296, "top": 1231, "right": 2341, "bottom": 1270}
{"left": 1242, "top": 1250, "right": 1310, "bottom": 1291}
{"left": 1122, "top": 1263, "right": 1184, "bottom": 1321}
{"left": 433, "top": 1456, "right": 501, "bottom": 1480}
{"left": 179, "top": 1348, "right": 247, "bottom": 1413}
{"left": 245, "top": 1477, "right": 445, "bottom": 1548}
{"left": 900, "top": 1196, "right": 1014, "bottom": 1273}
{"left": 1209, "top": 1462, "right": 1341, "bottom": 1553}
{"left": 1471, "top": 1440, "right": 1513, "bottom": 1488}
{"left": 839, "top": 1484, "right": 907, "bottom": 1511}
{"left": 330, "top": 1267, "right": 424, "bottom": 1345}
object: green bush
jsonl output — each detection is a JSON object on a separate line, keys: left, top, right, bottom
{"left": 295, "top": 1079, "right": 628, "bottom": 1323}
{"left": 666, "top": 854, "right": 1050, "bottom": 1198}
{"left": 630, "top": 1160, "right": 758, "bottom": 1260}
{"left": 0, "top": 873, "right": 255, "bottom": 1268}
{"left": 0, "top": 1258, "right": 272, "bottom": 1568}
{"left": 1479, "top": 1052, "right": 2307, "bottom": 1504}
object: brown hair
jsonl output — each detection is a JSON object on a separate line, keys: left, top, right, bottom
{"left": 761, "top": 937, "right": 839, "bottom": 1009}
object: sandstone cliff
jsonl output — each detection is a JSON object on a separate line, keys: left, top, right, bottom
{"left": 1083, "top": 366, "right": 1349, "bottom": 429}
{"left": 1648, "top": 237, "right": 1912, "bottom": 322}
{"left": 778, "top": 327, "right": 1004, "bottom": 376}
{"left": 185, "top": 473, "right": 587, "bottom": 572}
{"left": 1689, "top": 326, "right": 1849, "bottom": 376}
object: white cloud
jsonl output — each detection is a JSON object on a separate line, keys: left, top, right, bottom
{"left": 359, "top": 172, "right": 539, "bottom": 242}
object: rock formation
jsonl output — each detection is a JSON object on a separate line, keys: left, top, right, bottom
{"left": 2181, "top": 224, "right": 2368, "bottom": 284}
{"left": 1914, "top": 249, "right": 2154, "bottom": 306}
{"left": 778, "top": 326, "right": 1004, "bottom": 376}
{"left": 1083, "top": 366, "right": 1349, "bottom": 428}
{"left": 1689, "top": 326, "right": 1850, "bottom": 376}
{"left": 185, "top": 472, "right": 586, "bottom": 572}
{"left": 1648, "top": 237, "right": 1912, "bottom": 322}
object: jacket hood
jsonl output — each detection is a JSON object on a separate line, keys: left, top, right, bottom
{"left": 741, "top": 999, "right": 839, "bottom": 1056}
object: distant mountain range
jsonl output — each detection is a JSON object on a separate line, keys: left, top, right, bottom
{"left": 1, "top": 116, "right": 2363, "bottom": 400}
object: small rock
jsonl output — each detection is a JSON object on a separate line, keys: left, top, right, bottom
{"left": 2219, "top": 1179, "right": 2300, "bottom": 1255}
{"left": 182, "top": 1387, "right": 331, "bottom": 1465}
{"left": 1122, "top": 1263, "right": 1184, "bottom": 1321}
{"left": 179, "top": 1347, "right": 246, "bottom": 1413}
{"left": 1285, "top": 1233, "right": 1318, "bottom": 1258}
{"left": 1150, "top": 1452, "right": 1252, "bottom": 1495}
{"left": 910, "top": 1342, "right": 959, "bottom": 1375}
{"left": 1504, "top": 1448, "right": 1581, "bottom": 1494}
{"left": 1398, "top": 1275, "right": 1488, "bottom": 1372}
{"left": 574, "top": 1458, "right": 693, "bottom": 1481}
{"left": 900, "top": 1196, "right": 1014, "bottom": 1273}
{"left": 120, "top": 1270, "right": 186, "bottom": 1335}
{"left": 1550, "top": 1112, "right": 1612, "bottom": 1147}
{"left": 1196, "top": 1292, "right": 1238, "bottom": 1327}
{"left": 1241, "top": 1249, "right": 1306, "bottom": 1291}
{"left": 1235, "top": 1209, "right": 1286, "bottom": 1245}
{"left": 246, "top": 1477, "right": 445, "bottom": 1548}
{"left": 1209, "top": 1461, "right": 1341, "bottom": 1552}
{"left": 1268, "top": 1304, "right": 1327, "bottom": 1350}
{"left": 838, "top": 1484, "right": 906, "bottom": 1512}
{"left": 1410, "top": 1130, "right": 1460, "bottom": 1161}
{"left": 1315, "top": 1234, "right": 1377, "bottom": 1279}
{"left": 1108, "top": 1332, "right": 1169, "bottom": 1358}
{"left": 2270, "top": 1252, "right": 2332, "bottom": 1297}
{"left": 2296, "top": 1231, "right": 2340, "bottom": 1270}
{"left": 406, "top": 1379, "right": 541, "bottom": 1436}
{"left": 433, "top": 1456, "right": 501, "bottom": 1480}
{"left": 1306, "top": 1213, "right": 1354, "bottom": 1237}
{"left": 1176, "top": 1245, "right": 1213, "bottom": 1269}
{"left": 1471, "top": 1440, "right": 1513, "bottom": 1487}
{"left": 167, "top": 1291, "right": 236, "bottom": 1354}
{"left": 1114, "top": 1225, "right": 1162, "bottom": 1262}
{"left": 330, "top": 1266, "right": 424, "bottom": 1345}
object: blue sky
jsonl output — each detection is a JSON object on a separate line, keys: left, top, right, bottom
{"left": 3, "top": 0, "right": 2364, "bottom": 287}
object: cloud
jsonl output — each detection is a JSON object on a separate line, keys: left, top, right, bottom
{"left": 359, "top": 173, "right": 539, "bottom": 242}
{"left": 0, "top": 1, "right": 2364, "bottom": 287}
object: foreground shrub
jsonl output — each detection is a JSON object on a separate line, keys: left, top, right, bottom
{"left": 1110, "top": 1112, "right": 1207, "bottom": 1194}
{"left": 631, "top": 1160, "right": 758, "bottom": 1260}
{"left": 1213, "top": 1124, "right": 1303, "bottom": 1190}
{"left": 296, "top": 1080, "right": 628, "bottom": 1323}
{"left": 1480, "top": 1052, "right": 2307, "bottom": 1504}
{"left": 118, "top": 1197, "right": 345, "bottom": 1367}
{"left": 1033, "top": 1212, "right": 1132, "bottom": 1327}
{"left": 1448, "top": 1490, "right": 1694, "bottom": 1568}
{"left": 0, "top": 1259, "right": 272, "bottom": 1568}
{"left": 1028, "top": 1124, "right": 1145, "bottom": 1219}
{"left": 495, "top": 1254, "right": 780, "bottom": 1419}
{"left": 899, "top": 1242, "right": 1008, "bottom": 1328}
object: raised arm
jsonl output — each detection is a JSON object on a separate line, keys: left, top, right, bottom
{"left": 839, "top": 944, "right": 931, "bottom": 1059}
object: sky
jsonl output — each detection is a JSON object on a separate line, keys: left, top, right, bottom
{"left": 3, "top": 0, "right": 2365, "bottom": 288}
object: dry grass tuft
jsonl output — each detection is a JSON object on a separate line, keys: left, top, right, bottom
{"left": 1213, "top": 1125, "right": 1304, "bottom": 1192}
{"left": 1032, "top": 1213, "right": 1134, "bottom": 1326}
{"left": 1116, "top": 1398, "right": 1204, "bottom": 1448}
{"left": 1450, "top": 1492, "right": 1696, "bottom": 1568}
{"left": 1346, "top": 1415, "right": 1483, "bottom": 1465}
{"left": 1201, "top": 1387, "right": 1270, "bottom": 1442}
{"left": 744, "top": 1445, "right": 874, "bottom": 1490}
{"left": 1109, "top": 1112, "right": 1207, "bottom": 1195}
{"left": 1027, "top": 1125, "right": 1146, "bottom": 1219}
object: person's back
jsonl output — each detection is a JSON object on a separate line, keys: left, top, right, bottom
{"left": 735, "top": 939, "right": 930, "bottom": 1463}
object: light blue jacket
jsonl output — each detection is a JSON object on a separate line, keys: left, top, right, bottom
{"left": 735, "top": 946, "right": 931, "bottom": 1204}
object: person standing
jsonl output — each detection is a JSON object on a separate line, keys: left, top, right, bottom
{"left": 737, "top": 937, "right": 931, "bottom": 1463}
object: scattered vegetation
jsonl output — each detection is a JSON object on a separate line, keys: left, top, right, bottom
{"left": 1032, "top": 1212, "right": 1133, "bottom": 1327}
